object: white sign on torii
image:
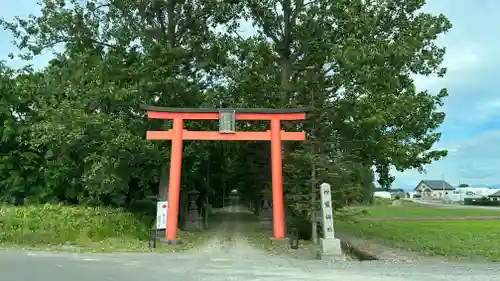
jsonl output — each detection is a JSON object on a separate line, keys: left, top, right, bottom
{"left": 156, "top": 201, "right": 168, "bottom": 230}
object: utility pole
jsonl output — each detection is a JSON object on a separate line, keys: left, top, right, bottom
{"left": 310, "top": 79, "right": 318, "bottom": 245}
{"left": 311, "top": 151, "right": 318, "bottom": 244}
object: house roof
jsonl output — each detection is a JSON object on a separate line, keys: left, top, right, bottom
{"left": 374, "top": 188, "right": 404, "bottom": 193}
{"left": 415, "top": 180, "right": 455, "bottom": 191}
{"left": 489, "top": 190, "right": 500, "bottom": 197}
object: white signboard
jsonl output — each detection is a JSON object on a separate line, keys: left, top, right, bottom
{"left": 320, "top": 183, "right": 335, "bottom": 239}
{"left": 156, "top": 201, "right": 168, "bottom": 230}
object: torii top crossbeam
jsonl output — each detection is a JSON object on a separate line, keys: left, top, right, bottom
{"left": 142, "top": 106, "right": 308, "bottom": 141}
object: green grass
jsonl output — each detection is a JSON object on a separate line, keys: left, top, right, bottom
{"left": 391, "top": 193, "right": 406, "bottom": 199}
{"left": 0, "top": 204, "right": 216, "bottom": 252}
{"left": 356, "top": 203, "right": 500, "bottom": 218}
{"left": 338, "top": 203, "right": 500, "bottom": 261}
{"left": 336, "top": 220, "right": 500, "bottom": 261}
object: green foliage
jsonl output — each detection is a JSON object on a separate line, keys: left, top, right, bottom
{"left": 0, "top": 204, "right": 151, "bottom": 245}
{"left": 373, "top": 197, "right": 393, "bottom": 205}
{"left": 465, "top": 197, "right": 500, "bottom": 207}
{"left": 336, "top": 220, "right": 500, "bottom": 261}
{"left": 0, "top": 0, "right": 452, "bottom": 231}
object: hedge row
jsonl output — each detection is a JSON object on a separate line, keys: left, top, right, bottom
{"left": 0, "top": 204, "right": 152, "bottom": 245}
{"left": 464, "top": 197, "right": 500, "bottom": 207}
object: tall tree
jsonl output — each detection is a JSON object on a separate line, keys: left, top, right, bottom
{"left": 0, "top": 0, "right": 452, "bottom": 238}
{"left": 0, "top": 0, "right": 241, "bottom": 206}
{"left": 223, "top": 0, "right": 452, "bottom": 224}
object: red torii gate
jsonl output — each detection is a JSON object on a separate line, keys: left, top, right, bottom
{"left": 142, "top": 105, "right": 307, "bottom": 242}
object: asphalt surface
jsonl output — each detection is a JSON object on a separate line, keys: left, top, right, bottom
{"left": 2, "top": 206, "right": 499, "bottom": 281}
{"left": 408, "top": 199, "right": 500, "bottom": 210}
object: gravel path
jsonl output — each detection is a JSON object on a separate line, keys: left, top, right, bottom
{"left": 1, "top": 206, "right": 500, "bottom": 281}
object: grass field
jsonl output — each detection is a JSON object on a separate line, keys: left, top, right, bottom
{"left": 0, "top": 204, "right": 217, "bottom": 253}
{"left": 359, "top": 203, "right": 500, "bottom": 218}
{"left": 336, "top": 220, "right": 500, "bottom": 261}
{"left": 337, "top": 202, "right": 500, "bottom": 261}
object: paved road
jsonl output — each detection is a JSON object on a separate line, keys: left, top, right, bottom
{"left": 2, "top": 248, "right": 500, "bottom": 281}
{"left": 407, "top": 199, "right": 500, "bottom": 210}
{"left": 2, "top": 207, "right": 499, "bottom": 281}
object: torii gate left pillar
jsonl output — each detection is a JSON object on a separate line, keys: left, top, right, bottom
{"left": 142, "top": 105, "right": 307, "bottom": 243}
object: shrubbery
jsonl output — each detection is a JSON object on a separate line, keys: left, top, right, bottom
{"left": 464, "top": 197, "right": 500, "bottom": 207}
{"left": 373, "top": 197, "right": 392, "bottom": 205}
{"left": 0, "top": 204, "right": 152, "bottom": 246}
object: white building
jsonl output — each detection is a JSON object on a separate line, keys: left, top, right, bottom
{"left": 414, "top": 180, "right": 455, "bottom": 199}
{"left": 442, "top": 187, "right": 500, "bottom": 203}
{"left": 373, "top": 191, "right": 392, "bottom": 199}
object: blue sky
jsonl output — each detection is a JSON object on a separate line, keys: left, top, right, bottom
{"left": 391, "top": 0, "right": 500, "bottom": 189}
{"left": 2, "top": 1, "right": 499, "bottom": 189}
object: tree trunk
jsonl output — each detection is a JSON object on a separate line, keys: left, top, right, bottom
{"left": 152, "top": 162, "right": 170, "bottom": 231}
{"left": 158, "top": 162, "right": 170, "bottom": 201}
{"left": 310, "top": 156, "right": 318, "bottom": 244}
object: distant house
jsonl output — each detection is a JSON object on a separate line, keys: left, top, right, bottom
{"left": 373, "top": 188, "right": 405, "bottom": 199}
{"left": 488, "top": 190, "right": 500, "bottom": 201}
{"left": 374, "top": 188, "right": 405, "bottom": 194}
{"left": 414, "top": 180, "right": 455, "bottom": 198}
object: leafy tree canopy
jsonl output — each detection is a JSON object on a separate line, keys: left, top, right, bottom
{"left": 0, "top": 0, "right": 451, "bottom": 219}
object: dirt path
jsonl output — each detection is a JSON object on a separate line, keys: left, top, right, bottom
{"left": 190, "top": 205, "right": 296, "bottom": 268}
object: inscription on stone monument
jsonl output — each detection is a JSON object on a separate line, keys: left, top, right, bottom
{"left": 318, "top": 182, "right": 343, "bottom": 260}
{"left": 320, "top": 183, "right": 335, "bottom": 239}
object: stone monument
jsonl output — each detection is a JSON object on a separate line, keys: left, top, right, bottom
{"left": 183, "top": 189, "right": 203, "bottom": 231}
{"left": 319, "top": 182, "right": 344, "bottom": 260}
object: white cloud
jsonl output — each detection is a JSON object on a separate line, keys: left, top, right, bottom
{"left": 413, "top": 44, "right": 486, "bottom": 92}
{"left": 393, "top": 130, "right": 500, "bottom": 188}
{"left": 393, "top": 1, "right": 500, "bottom": 189}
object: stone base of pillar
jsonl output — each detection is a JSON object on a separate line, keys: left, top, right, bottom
{"left": 320, "top": 237, "right": 345, "bottom": 261}
{"left": 269, "top": 237, "right": 290, "bottom": 249}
